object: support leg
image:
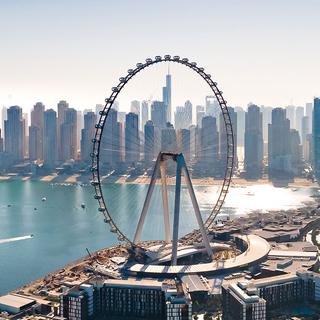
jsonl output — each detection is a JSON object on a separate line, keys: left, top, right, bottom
{"left": 133, "top": 154, "right": 161, "bottom": 244}
{"left": 172, "top": 157, "right": 182, "bottom": 265}
{"left": 160, "top": 161, "right": 171, "bottom": 243}
{"left": 181, "top": 155, "right": 213, "bottom": 259}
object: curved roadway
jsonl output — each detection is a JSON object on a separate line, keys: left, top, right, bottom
{"left": 127, "top": 234, "right": 270, "bottom": 276}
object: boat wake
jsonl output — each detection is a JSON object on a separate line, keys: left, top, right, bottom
{"left": 0, "top": 234, "right": 33, "bottom": 245}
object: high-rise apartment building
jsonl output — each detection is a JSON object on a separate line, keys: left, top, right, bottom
{"left": 29, "top": 126, "right": 40, "bottom": 161}
{"left": 205, "top": 96, "right": 219, "bottom": 118}
{"left": 1, "top": 106, "right": 7, "bottom": 134}
{"left": 81, "top": 111, "right": 96, "bottom": 163}
{"left": 313, "top": 97, "right": 320, "bottom": 181}
{"left": 130, "top": 100, "right": 140, "bottom": 129}
{"left": 234, "top": 106, "right": 245, "bottom": 146}
{"left": 260, "top": 106, "right": 272, "bottom": 143}
{"left": 0, "top": 129, "right": 3, "bottom": 152}
{"left": 268, "top": 108, "right": 292, "bottom": 179}
{"left": 44, "top": 109, "right": 57, "bottom": 168}
{"left": 144, "top": 120, "right": 155, "bottom": 164}
{"left": 285, "top": 105, "right": 295, "bottom": 129}
{"left": 57, "top": 100, "right": 69, "bottom": 161}
{"left": 95, "top": 104, "right": 104, "bottom": 116}
{"left": 29, "top": 102, "right": 45, "bottom": 160}
{"left": 301, "top": 116, "right": 310, "bottom": 160}
{"left": 196, "top": 105, "right": 205, "bottom": 128}
{"left": 151, "top": 101, "right": 167, "bottom": 129}
{"left": 161, "top": 123, "right": 177, "bottom": 154}
{"left": 184, "top": 100, "right": 192, "bottom": 128}
{"left": 177, "top": 128, "right": 191, "bottom": 161}
{"left": 4, "top": 106, "right": 24, "bottom": 163}
{"left": 101, "top": 109, "right": 121, "bottom": 167}
{"left": 201, "top": 116, "right": 219, "bottom": 176}
{"left": 141, "top": 100, "right": 149, "bottom": 132}
{"left": 220, "top": 107, "right": 237, "bottom": 169}
{"left": 125, "top": 112, "right": 140, "bottom": 164}
{"left": 306, "top": 102, "right": 313, "bottom": 133}
{"left": 22, "top": 113, "right": 28, "bottom": 158}
{"left": 244, "top": 105, "right": 264, "bottom": 179}
{"left": 295, "top": 106, "right": 304, "bottom": 137}
{"left": 60, "top": 108, "right": 77, "bottom": 161}
{"left": 289, "top": 129, "right": 303, "bottom": 175}
{"left": 174, "top": 101, "right": 192, "bottom": 130}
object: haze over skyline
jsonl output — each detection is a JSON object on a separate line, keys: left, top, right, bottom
{"left": 1, "top": 0, "right": 320, "bottom": 111}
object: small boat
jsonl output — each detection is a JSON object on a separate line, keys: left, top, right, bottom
{"left": 81, "top": 203, "right": 86, "bottom": 209}
{"left": 34, "top": 207, "right": 37, "bottom": 211}
{"left": 42, "top": 197, "right": 47, "bottom": 202}
{"left": 7, "top": 204, "right": 11, "bottom": 207}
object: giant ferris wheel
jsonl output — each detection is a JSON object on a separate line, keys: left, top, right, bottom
{"left": 91, "top": 55, "right": 234, "bottom": 266}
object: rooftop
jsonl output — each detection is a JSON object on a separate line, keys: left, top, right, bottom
{"left": 0, "top": 294, "right": 35, "bottom": 310}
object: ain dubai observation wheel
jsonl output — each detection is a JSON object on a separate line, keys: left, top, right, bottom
{"left": 91, "top": 55, "right": 234, "bottom": 266}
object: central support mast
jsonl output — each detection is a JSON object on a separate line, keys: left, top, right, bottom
{"left": 133, "top": 152, "right": 213, "bottom": 265}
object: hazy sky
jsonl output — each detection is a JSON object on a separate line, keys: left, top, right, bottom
{"left": 0, "top": 0, "right": 320, "bottom": 112}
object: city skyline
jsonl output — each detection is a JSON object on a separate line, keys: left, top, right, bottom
{"left": 1, "top": 1, "right": 320, "bottom": 110}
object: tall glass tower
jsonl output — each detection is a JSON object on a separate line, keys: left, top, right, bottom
{"left": 313, "top": 97, "right": 320, "bottom": 181}
{"left": 162, "top": 73, "right": 171, "bottom": 123}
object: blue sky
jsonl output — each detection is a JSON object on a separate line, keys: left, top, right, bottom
{"left": 0, "top": 0, "right": 319, "bottom": 111}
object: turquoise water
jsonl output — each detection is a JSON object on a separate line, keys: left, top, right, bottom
{"left": 0, "top": 180, "right": 316, "bottom": 294}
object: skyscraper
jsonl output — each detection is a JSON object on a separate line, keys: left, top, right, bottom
{"left": 313, "top": 97, "right": 320, "bottom": 181}
{"left": 244, "top": 105, "right": 264, "bottom": 179}
{"left": 268, "top": 108, "right": 292, "bottom": 179}
{"left": 289, "top": 129, "right": 302, "bottom": 175}
{"left": 57, "top": 100, "right": 69, "bottom": 161}
{"left": 151, "top": 101, "right": 167, "bottom": 129}
{"left": 125, "top": 112, "right": 140, "bottom": 164}
{"left": 95, "top": 104, "right": 104, "bottom": 116}
{"left": 44, "top": 109, "right": 57, "bottom": 168}
{"left": 4, "top": 106, "right": 24, "bottom": 163}
{"left": 196, "top": 105, "right": 205, "bottom": 128}
{"left": 260, "top": 106, "right": 272, "bottom": 143}
{"left": 161, "top": 122, "right": 177, "bottom": 154}
{"left": 301, "top": 116, "right": 310, "bottom": 160}
{"left": 0, "top": 129, "right": 3, "bottom": 152}
{"left": 201, "top": 116, "right": 219, "bottom": 176}
{"left": 22, "top": 112, "right": 28, "bottom": 158}
{"left": 295, "top": 106, "right": 304, "bottom": 137}
{"left": 144, "top": 120, "right": 155, "bottom": 164}
{"left": 1, "top": 106, "right": 7, "bottom": 134}
{"left": 29, "top": 102, "right": 45, "bottom": 160}
{"left": 77, "top": 110, "right": 83, "bottom": 153}
{"left": 286, "top": 105, "right": 295, "bottom": 129}
{"left": 205, "top": 96, "right": 219, "bottom": 118}
{"left": 29, "top": 125, "right": 40, "bottom": 161}
{"left": 174, "top": 101, "right": 192, "bottom": 130}
{"left": 184, "top": 100, "right": 192, "bottom": 128}
{"left": 162, "top": 73, "right": 172, "bottom": 123}
{"left": 190, "top": 125, "right": 201, "bottom": 160}
{"left": 131, "top": 100, "right": 140, "bottom": 115}
{"left": 141, "top": 101, "right": 149, "bottom": 132}
{"left": 306, "top": 102, "right": 313, "bottom": 133}
{"left": 220, "top": 107, "right": 237, "bottom": 169}
{"left": 81, "top": 112, "right": 96, "bottom": 163}
{"left": 177, "top": 129, "right": 191, "bottom": 161}
{"left": 174, "top": 106, "right": 186, "bottom": 130}
{"left": 101, "top": 109, "right": 121, "bottom": 167}
{"left": 60, "top": 108, "right": 77, "bottom": 161}
{"left": 234, "top": 106, "right": 245, "bottom": 147}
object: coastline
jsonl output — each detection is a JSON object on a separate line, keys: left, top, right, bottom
{"left": 0, "top": 173, "right": 317, "bottom": 189}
